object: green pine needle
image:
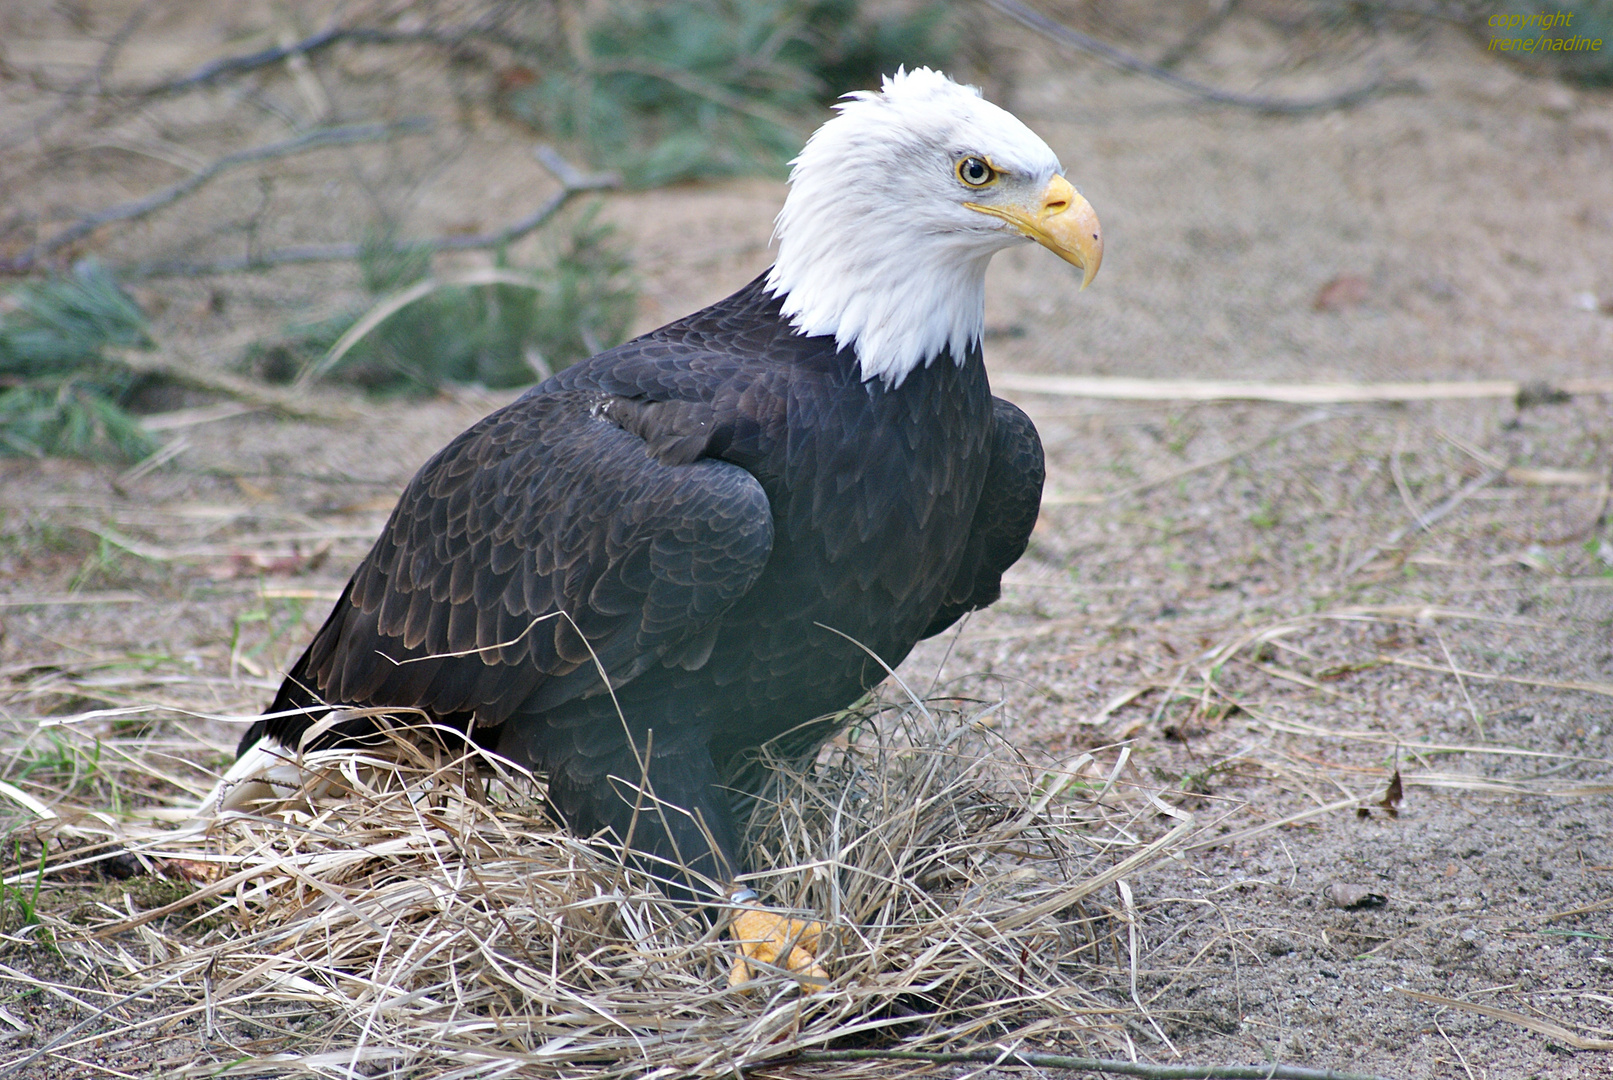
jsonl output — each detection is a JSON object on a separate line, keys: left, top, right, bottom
{"left": 501, "top": 0, "right": 957, "bottom": 188}
{"left": 0, "top": 261, "right": 157, "bottom": 462}
{"left": 253, "top": 206, "right": 637, "bottom": 395}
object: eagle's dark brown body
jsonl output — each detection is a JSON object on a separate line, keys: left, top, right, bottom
{"left": 241, "top": 273, "right": 1044, "bottom": 893}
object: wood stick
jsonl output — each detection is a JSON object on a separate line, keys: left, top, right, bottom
{"left": 994, "top": 372, "right": 1613, "bottom": 404}
{"left": 138, "top": 24, "right": 526, "bottom": 98}
{"left": 793, "top": 1047, "right": 1395, "bottom": 1080}
{"left": 1391, "top": 989, "right": 1613, "bottom": 1052}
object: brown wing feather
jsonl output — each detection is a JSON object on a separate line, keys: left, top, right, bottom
{"left": 247, "top": 384, "right": 773, "bottom": 753}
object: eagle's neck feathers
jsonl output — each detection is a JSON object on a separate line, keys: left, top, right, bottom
{"left": 763, "top": 67, "right": 1063, "bottom": 388}
{"left": 766, "top": 217, "right": 993, "bottom": 387}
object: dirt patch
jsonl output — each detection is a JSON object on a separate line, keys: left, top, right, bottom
{"left": 1, "top": 2, "right": 1610, "bottom": 1078}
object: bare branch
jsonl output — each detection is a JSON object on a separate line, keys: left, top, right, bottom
{"left": 993, "top": 372, "right": 1613, "bottom": 403}
{"left": 135, "top": 22, "right": 808, "bottom": 136}
{"left": 138, "top": 24, "right": 527, "bottom": 98}
{"left": 0, "top": 120, "right": 433, "bottom": 276}
{"left": 120, "top": 145, "right": 619, "bottom": 279}
{"left": 0, "top": 1, "right": 154, "bottom": 154}
{"left": 792, "top": 1048, "right": 1395, "bottom": 1080}
{"left": 985, "top": 0, "right": 1415, "bottom": 115}
{"left": 1155, "top": 0, "right": 1240, "bottom": 71}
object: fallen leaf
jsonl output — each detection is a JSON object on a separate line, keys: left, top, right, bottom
{"left": 497, "top": 65, "right": 537, "bottom": 92}
{"left": 205, "top": 542, "right": 332, "bottom": 580}
{"left": 233, "top": 476, "right": 276, "bottom": 501}
{"left": 1379, "top": 769, "right": 1403, "bottom": 819}
{"left": 1313, "top": 274, "right": 1370, "bottom": 312}
{"left": 157, "top": 857, "right": 223, "bottom": 884}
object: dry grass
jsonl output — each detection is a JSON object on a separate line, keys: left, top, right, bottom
{"left": 5, "top": 593, "right": 1609, "bottom": 1076}
{"left": 2, "top": 410, "right": 1609, "bottom": 1076}
{"left": 0, "top": 695, "right": 1199, "bottom": 1077}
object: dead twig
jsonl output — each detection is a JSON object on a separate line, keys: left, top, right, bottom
{"left": 1392, "top": 988, "right": 1613, "bottom": 1052}
{"left": 985, "top": 0, "right": 1412, "bottom": 115}
{"left": 1434, "top": 627, "right": 1484, "bottom": 741}
{"left": 1, "top": 120, "right": 433, "bottom": 275}
{"left": 0, "top": 971, "right": 187, "bottom": 1079}
{"left": 792, "top": 1047, "right": 1396, "bottom": 1080}
{"left": 110, "top": 348, "right": 365, "bottom": 423}
{"left": 994, "top": 372, "right": 1613, "bottom": 403}
{"left": 0, "top": 1, "right": 152, "bottom": 154}
{"left": 1116, "top": 408, "right": 1344, "bottom": 500}
{"left": 1156, "top": 0, "right": 1241, "bottom": 70}
{"left": 1382, "top": 654, "right": 1613, "bottom": 701}
{"left": 0, "top": 592, "right": 146, "bottom": 609}
{"left": 296, "top": 267, "right": 557, "bottom": 390}
{"left": 1525, "top": 468, "right": 1613, "bottom": 547}
{"left": 121, "top": 145, "right": 619, "bottom": 279}
{"left": 1389, "top": 439, "right": 1430, "bottom": 533}
{"left": 138, "top": 24, "right": 527, "bottom": 98}
{"left": 1343, "top": 467, "right": 1505, "bottom": 578}
{"left": 590, "top": 57, "right": 808, "bottom": 134}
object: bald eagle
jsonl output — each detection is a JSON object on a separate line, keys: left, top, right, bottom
{"left": 227, "top": 68, "right": 1100, "bottom": 980}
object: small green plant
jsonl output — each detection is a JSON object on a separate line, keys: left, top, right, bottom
{"left": 0, "top": 842, "right": 49, "bottom": 933}
{"left": 249, "top": 209, "right": 636, "bottom": 394}
{"left": 500, "top": 0, "right": 956, "bottom": 187}
{"left": 230, "top": 595, "right": 310, "bottom": 675}
{"left": 11, "top": 730, "right": 106, "bottom": 802}
{"left": 0, "top": 261, "right": 158, "bottom": 461}
{"left": 67, "top": 535, "right": 128, "bottom": 593}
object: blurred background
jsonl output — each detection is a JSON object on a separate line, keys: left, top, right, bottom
{"left": 0, "top": 0, "right": 1608, "bottom": 435}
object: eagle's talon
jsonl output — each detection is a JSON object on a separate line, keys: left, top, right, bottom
{"left": 728, "top": 903, "right": 828, "bottom": 987}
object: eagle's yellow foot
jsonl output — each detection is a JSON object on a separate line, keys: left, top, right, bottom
{"left": 727, "top": 891, "right": 827, "bottom": 987}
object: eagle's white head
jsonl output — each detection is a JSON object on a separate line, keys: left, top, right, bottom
{"left": 766, "top": 67, "right": 1102, "bottom": 386}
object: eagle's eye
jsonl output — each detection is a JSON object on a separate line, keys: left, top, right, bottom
{"left": 957, "top": 156, "right": 996, "bottom": 188}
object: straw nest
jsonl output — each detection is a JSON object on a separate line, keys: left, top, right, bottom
{"left": 11, "top": 693, "right": 1192, "bottom": 1078}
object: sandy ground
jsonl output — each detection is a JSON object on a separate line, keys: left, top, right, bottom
{"left": 1, "top": 1, "right": 1611, "bottom": 1077}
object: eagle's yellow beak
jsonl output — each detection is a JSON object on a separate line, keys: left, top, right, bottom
{"left": 966, "top": 174, "right": 1103, "bottom": 288}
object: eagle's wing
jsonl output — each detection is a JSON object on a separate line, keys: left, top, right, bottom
{"left": 921, "top": 395, "right": 1044, "bottom": 639}
{"left": 246, "top": 381, "right": 773, "bottom": 754}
